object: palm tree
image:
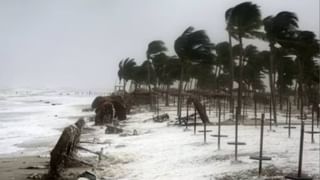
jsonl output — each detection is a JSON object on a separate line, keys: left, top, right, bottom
{"left": 226, "top": 2, "right": 262, "bottom": 123}
{"left": 118, "top": 58, "right": 136, "bottom": 93}
{"left": 146, "top": 40, "right": 167, "bottom": 110}
{"left": 225, "top": 7, "right": 235, "bottom": 112}
{"left": 274, "top": 47, "right": 296, "bottom": 110}
{"left": 290, "top": 31, "right": 320, "bottom": 120}
{"left": 215, "top": 42, "right": 231, "bottom": 91}
{"left": 174, "top": 26, "right": 214, "bottom": 123}
{"left": 263, "top": 11, "right": 299, "bottom": 124}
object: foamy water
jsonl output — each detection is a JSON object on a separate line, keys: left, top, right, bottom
{"left": 0, "top": 89, "right": 101, "bottom": 157}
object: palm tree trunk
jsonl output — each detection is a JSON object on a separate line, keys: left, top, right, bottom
{"left": 165, "top": 84, "right": 170, "bottom": 106}
{"left": 123, "top": 80, "right": 127, "bottom": 95}
{"left": 296, "top": 57, "right": 304, "bottom": 121}
{"left": 236, "top": 36, "right": 244, "bottom": 123}
{"left": 147, "top": 60, "right": 153, "bottom": 111}
{"left": 228, "top": 32, "right": 234, "bottom": 113}
{"left": 177, "top": 63, "right": 184, "bottom": 124}
{"left": 269, "top": 44, "right": 277, "bottom": 125}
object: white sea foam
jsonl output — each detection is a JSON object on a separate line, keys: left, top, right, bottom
{"left": 0, "top": 89, "right": 96, "bottom": 157}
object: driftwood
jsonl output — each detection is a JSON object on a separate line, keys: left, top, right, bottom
{"left": 76, "top": 146, "right": 108, "bottom": 159}
{"left": 105, "top": 124, "right": 123, "bottom": 134}
{"left": 47, "top": 118, "right": 85, "bottom": 180}
{"left": 153, "top": 113, "right": 169, "bottom": 122}
{"left": 187, "top": 96, "right": 210, "bottom": 124}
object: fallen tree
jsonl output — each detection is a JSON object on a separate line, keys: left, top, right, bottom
{"left": 187, "top": 96, "right": 210, "bottom": 124}
{"left": 46, "top": 118, "right": 85, "bottom": 180}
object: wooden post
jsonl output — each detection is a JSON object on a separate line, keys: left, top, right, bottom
{"left": 218, "top": 101, "right": 221, "bottom": 150}
{"left": 298, "top": 121, "right": 305, "bottom": 177}
{"left": 235, "top": 106, "right": 239, "bottom": 161}
{"left": 223, "top": 98, "right": 226, "bottom": 121}
{"left": 286, "top": 98, "right": 289, "bottom": 124}
{"left": 285, "top": 121, "right": 312, "bottom": 179}
{"left": 311, "top": 106, "right": 315, "bottom": 143}
{"left": 289, "top": 102, "right": 292, "bottom": 138}
{"left": 269, "top": 97, "right": 272, "bottom": 130}
{"left": 204, "top": 122, "right": 207, "bottom": 143}
{"left": 254, "top": 95, "right": 257, "bottom": 127}
{"left": 186, "top": 102, "right": 189, "bottom": 129}
{"left": 317, "top": 106, "right": 319, "bottom": 128}
{"left": 250, "top": 113, "right": 271, "bottom": 177}
{"left": 194, "top": 105, "right": 197, "bottom": 135}
{"left": 209, "top": 98, "right": 211, "bottom": 115}
{"left": 258, "top": 113, "right": 265, "bottom": 176}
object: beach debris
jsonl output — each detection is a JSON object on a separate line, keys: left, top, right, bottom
{"left": 95, "top": 101, "right": 114, "bottom": 125}
{"left": 133, "top": 129, "right": 138, "bottom": 135}
{"left": 27, "top": 173, "right": 42, "bottom": 179}
{"left": 80, "top": 139, "right": 112, "bottom": 145}
{"left": 105, "top": 124, "right": 123, "bottom": 134}
{"left": 76, "top": 146, "right": 108, "bottom": 159}
{"left": 47, "top": 118, "right": 85, "bottom": 179}
{"left": 153, "top": 113, "right": 169, "bottom": 122}
{"left": 187, "top": 96, "right": 210, "bottom": 124}
{"left": 78, "top": 171, "right": 96, "bottom": 180}
{"left": 92, "top": 95, "right": 129, "bottom": 122}
{"left": 25, "top": 165, "right": 47, "bottom": 169}
{"left": 82, "top": 108, "right": 93, "bottom": 112}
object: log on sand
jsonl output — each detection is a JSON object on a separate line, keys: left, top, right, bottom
{"left": 46, "top": 118, "right": 85, "bottom": 180}
{"left": 187, "top": 96, "right": 210, "bottom": 124}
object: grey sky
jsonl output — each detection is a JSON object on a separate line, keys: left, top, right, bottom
{"left": 0, "top": 0, "right": 319, "bottom": 90}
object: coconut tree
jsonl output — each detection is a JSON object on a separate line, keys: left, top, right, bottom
{"left": 146, "top": 40, "right": 167, "bottom": 110}
{"left": 162, "top": 56, "right": 181, "bottom": 106}
{"left": 290, "top": 31, "right": 320, "bottom": 120}
{"left": 226, "top": 2, "right": 262, "bottom": 122}
{"left": 215, "top": 41, "right": 232, "bottom": 91}
{"left": 174, "top": 26, "right": 214, "bottom": 123}
{"left": 118, "top": 58, "right": 136, "bottom": 93}
{"left": 274, "top": 47, "right": 297, "bottom": 110}
{"left": 225, "top": 7, "right": 235, "bottom": 112}
{"left": 263, "top": 11, "right": 299, "bottom": 124}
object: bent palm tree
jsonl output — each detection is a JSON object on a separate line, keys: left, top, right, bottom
{"left": 174, "top": 26, "right": 214, "bottom": 124}
{"left": 146, "top": 40, "right": 167, "bottom": 110}
{"left": 263, "top": 11, "right": 299, "bottom": 125}
{"left": 118, "top": 58, "right": 136, "bottom": 93}
{"left": 227, "top": 1, "right": 262, "bottom": 122}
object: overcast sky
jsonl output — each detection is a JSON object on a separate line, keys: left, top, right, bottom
{"left": 0, "top": 0, "right": 319, "bottom": 91}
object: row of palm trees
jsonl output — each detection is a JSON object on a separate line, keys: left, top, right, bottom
{"left": 118, "top": 1, "right": 320, "bottom": 123}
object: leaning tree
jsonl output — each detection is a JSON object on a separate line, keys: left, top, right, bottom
{"left": 118, "top": 58, "right": 136, "bottom": 93}
{"left": 146, "top": 40, "right": 167, "bottom": 110}
{"left": 225, "top": 2, "right": 262, "bottom": 122}
{"left": 263, "top": 11, "right": 299, "bottom": 124}
{"left": 174, "top": 26, "right": 214, "bottom": 124}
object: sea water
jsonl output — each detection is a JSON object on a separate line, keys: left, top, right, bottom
{"left": 0, "top": 89, "right": 99, "bottom": 157}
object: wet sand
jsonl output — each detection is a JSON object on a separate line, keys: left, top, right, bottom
{"left": 0, "top": 156, "right": 49, "bottom": 180}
